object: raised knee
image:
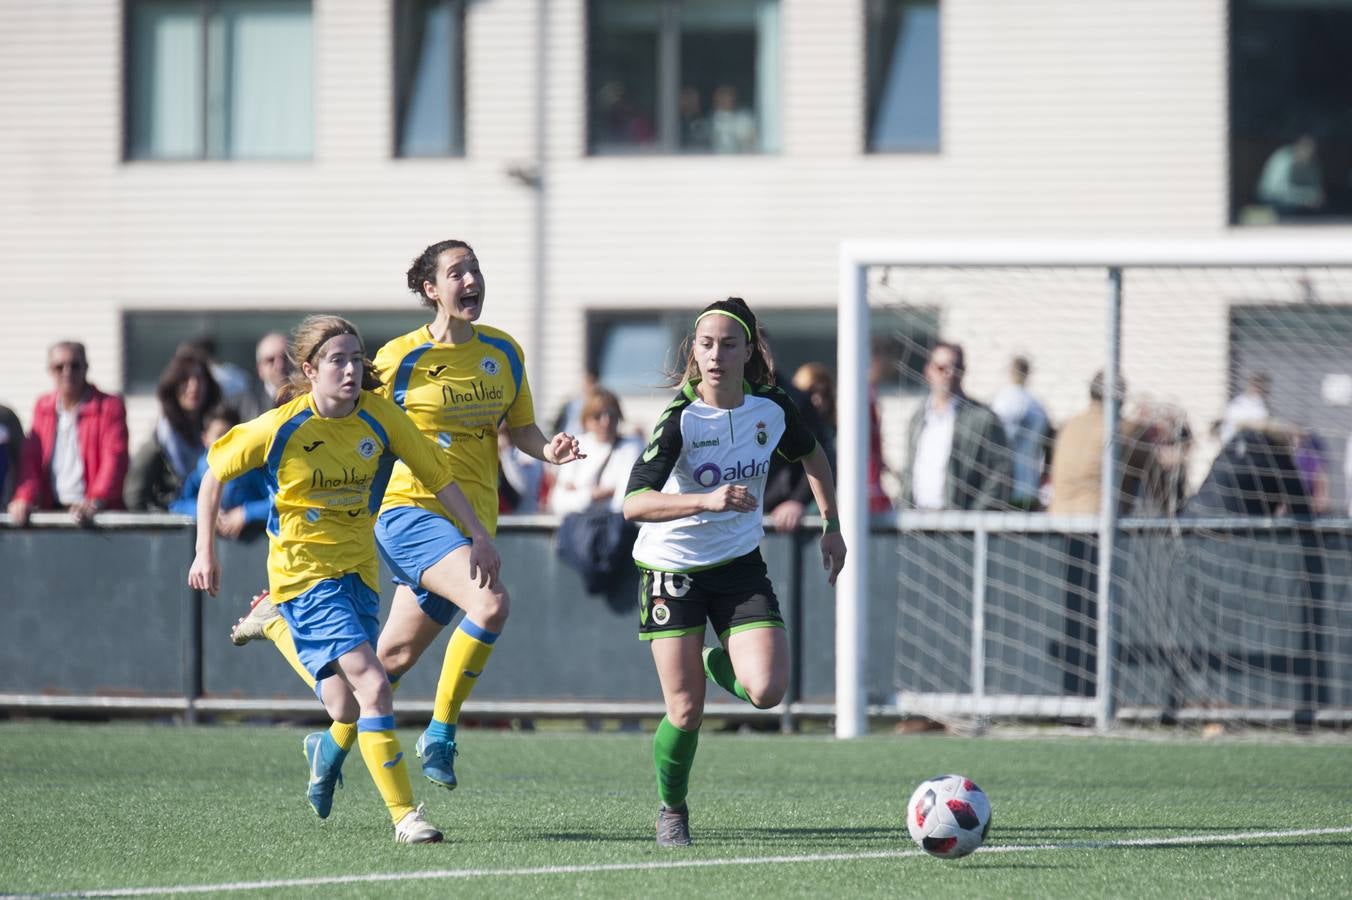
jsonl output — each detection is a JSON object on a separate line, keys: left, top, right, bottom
{"left": 742, "top": 677, "right": 786, "bottom": 710}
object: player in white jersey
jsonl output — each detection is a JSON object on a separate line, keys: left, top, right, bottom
{"left": 622, "top": 297, "right": 846, "bottom": 846}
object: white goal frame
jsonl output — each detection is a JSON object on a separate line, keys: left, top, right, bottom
{"left": 835, "top": 238, "right": 1352, "bottom": 738}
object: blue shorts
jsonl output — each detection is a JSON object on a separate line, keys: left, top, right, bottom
{"left": 276, "top": 573, "right": 380, "bottom": 681}
{"left": 375, "top": 505, "right": 471, "bottom": 627}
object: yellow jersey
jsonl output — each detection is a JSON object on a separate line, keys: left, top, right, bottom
{"left": 374, "top": 324, "right": 536, "bottom": 535}
{"left": 207, "top": 390, "right": 457, "bottom": 603}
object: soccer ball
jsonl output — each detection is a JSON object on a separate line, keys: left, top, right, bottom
{"left": 906, "top": 774, "right": 992, "bottom": 859}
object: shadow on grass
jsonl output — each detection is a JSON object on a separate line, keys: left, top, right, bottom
{"left": 537, "top": 825, "right": 902, "bottom": 843}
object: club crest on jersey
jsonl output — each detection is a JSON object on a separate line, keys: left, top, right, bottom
{"left": 437, "top": 431, "right": 453, "bottom": 448}
{"left": 651, "top": 602, "right": 671, "bottom": 626}
{"left": 356, "top": 437, "right": 378, "bottom": 459}
{"left": 480, "top": 357, "right": 499, "bottom": 376}
{"left": 756, "top": 420, "right": 768, "bottom": 446}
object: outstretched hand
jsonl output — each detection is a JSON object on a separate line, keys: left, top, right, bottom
{"left": 548, "top": 432, "right": 585, "bottom": 465}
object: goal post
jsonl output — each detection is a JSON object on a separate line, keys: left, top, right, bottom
{"left": 835, "top": 238, "right": 1352, "bottom": 737}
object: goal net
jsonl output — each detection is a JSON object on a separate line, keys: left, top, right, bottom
{"left": 834, "top": 240, "right": 1352, "bottom": 734}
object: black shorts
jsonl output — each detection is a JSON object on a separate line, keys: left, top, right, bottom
{"left": 636, "top": 549, "right": 783, "bottom": 641}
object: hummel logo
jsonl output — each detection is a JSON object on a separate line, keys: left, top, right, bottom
{"left": 303, "top": 440, "right": 325, "bottom": 452}
{"left": 429, "top": 365, "right": 447, "bottom": 377}
{"left": 382, "top": 752, "right": 404, "bottom": 769}
{"left": 463, "top": 669, "right": 482, "bottom": 679}
{"left": 347, "top": 509, "right": 364, "bottom": 517}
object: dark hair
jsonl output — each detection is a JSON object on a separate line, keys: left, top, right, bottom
{"left": 203, "top": 404, "right": 242, "bottom": 431}
{"left": 1089, "top": 370, "right": 1128, "bottom": 403}
{"left": 930, "top": 340, "right": 965, "bottom": 374}
{"left": 672, "top": 297, "right": 776, "bottom": 387}
{"left": 157, "top": 348, "right": 222, "bottom": 444}
{"left": 406, "top": 239, "right": 475, "bottom": 311}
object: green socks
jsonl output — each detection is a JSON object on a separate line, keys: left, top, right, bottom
{"left": 653, "top": 715, "right": 700, "bottom": 809}
{"left": 704, "top": 645, "right": 751, "bottom": 704}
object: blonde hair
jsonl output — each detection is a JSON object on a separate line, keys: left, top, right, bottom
{"left": 276, "top": 315, "right": 382, "bottom": 404}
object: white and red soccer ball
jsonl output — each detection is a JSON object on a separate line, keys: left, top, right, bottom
{"left": 906, "top": 774, "right": 992, "bottom": 859}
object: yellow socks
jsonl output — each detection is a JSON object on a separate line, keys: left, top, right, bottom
{"left": 357, "top": 716, "right": 415, "bottom": 823}
{"left": 431, "top": 619, "right": 499, "bottom": 728}
{"left": 263, "top": 617, "right": 315, "bottom": 690}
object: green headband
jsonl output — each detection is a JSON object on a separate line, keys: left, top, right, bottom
{"left": 695, "top": 309, "right": 753, "bottom": 342}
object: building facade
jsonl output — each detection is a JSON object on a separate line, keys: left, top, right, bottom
{"left": 2, "top": 0, "right": 1350, "bottom": 493}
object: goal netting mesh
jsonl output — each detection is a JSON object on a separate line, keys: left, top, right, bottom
{"left": 855, "top": 251, "right": 1352, "bottom": 731}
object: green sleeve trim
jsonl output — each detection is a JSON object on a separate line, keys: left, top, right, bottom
{"left": 774, "top": 436, "right": 819, "bottom": 464}
{"left": 623, "top": 487, "right": 653, "bottom": 501}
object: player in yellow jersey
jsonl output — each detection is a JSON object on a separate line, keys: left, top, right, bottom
{"left": 189, "top": 315, "right": 502, "bottom": 844}
{"left": 236, "top": 240, "right": 582, "bottom": 817}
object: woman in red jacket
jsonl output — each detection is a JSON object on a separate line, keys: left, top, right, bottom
{"left": 7, "top": 341, "right": 129, "bottom": 526}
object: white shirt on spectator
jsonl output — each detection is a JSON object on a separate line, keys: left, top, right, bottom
{"left": 51, "top": 403, "right": 85, "bottom": 506}
{"left": 549, "top": 432, "right": 643, "bottom": 515}
{"left": 1220, "top": 392, "right": 1268, "bottom": 444}
{"left": 912, "top": 398, "right": 956, "bottom": 510}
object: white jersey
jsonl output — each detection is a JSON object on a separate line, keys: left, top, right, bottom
{"left": 625, "top": 380, "right": 817, "bottom": 572}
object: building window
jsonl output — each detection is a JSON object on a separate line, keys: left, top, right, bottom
{"left": 1231, "top": 0, "right": 1352, "bottom": 224}
{"left": 126, "top": 0, "right": 313, "bottom": 160}
{"left": 865, "top": 0, "right": 940, "bottom": 153}
{"left": 122, "top": 310, "right": 429, "bottom": 395}
{"left": 585, "top": 308, "right": 935, "bottom": 396}
{"left": 587, "top": 0, "right": 780, "bottom": 155}
{"left": 394, "top": 0, "right": 466, "bottom": 157}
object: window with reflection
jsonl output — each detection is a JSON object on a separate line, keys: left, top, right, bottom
{"left": 1231, "top": 0, "right": 1352, "bottom": 224}
{"left": 394, "top": 0, "right": 466, "bottom": 157}
{"left": 126, "top": 0, "right": 313, "bottom": 160}
{"left": 588, "top": 0, "right": 780, "bottom": 155}
{"left": 865, "top": 0, "right": 940, "bottom": 153}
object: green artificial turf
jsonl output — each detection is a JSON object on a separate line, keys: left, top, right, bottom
{"left": 1, "top": 722, "right": 1349, "bottom": 898}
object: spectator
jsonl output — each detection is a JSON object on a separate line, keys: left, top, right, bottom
{"left": 0, "top": 402, "right": 23, "bottom": 505}
{"left": 548, "top": 387, "right": 642, "bottom": 515}
{"left": 708, "top": 84, "right": 757, "bottom": 154}
{"left": 184, "top": 335, "right": 253, "bottom": 417}
{"left": 125, "top": 348, "right": 221, "bottom": 511}
{"left": 247, "top": 331, "right": 293, "bottom": 418}
{"left": 1256, "top": 134, "right": 1325, "bottom": 216}
{"left": 1293, "top": 427, "right": 1332, "bottom": 516}
{"left": 1220, "top": 372, "right": 1271, "bottom": 445}
{"left": 899, "top": 341, "right": 1012, "bottom": 511}
{"left": 867, "top": 343, "right": 895, "bottom": 514}
{"left": 792, "top": 362, "right": 836, "bottom": 445}
{"left": 678, "top": 85, "right": 711, "bottom": 151}
{"left": 550, "top": 367, "right": 599, "bottom": 439}
{"left": 169, "top": 404, "right": 270, "bottom": 538}
{"left": 1187, "top": 424, "right": 1309, "bottom": 518}
{"left": 498, "top": 421, "right": 544, "bottom": 514}
{"left": 1139, "top": 403, "right": 1194, "bottom": 518}
{"left": 7, "top": 341, "right": 129, "bottom": 526}
{"left": 764, "top": 372, "right": 833, "bottom": 532}
{"left": 1048, "top": 371, "right": 1162, "bottom": 516}
{"left": 1047, "top": 370, "right": 1161, "bottom": 698}
{"left": 991, "top": 355, "right": 1055, "bottom": 510}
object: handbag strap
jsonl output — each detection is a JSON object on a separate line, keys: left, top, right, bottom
{"left": 591, "top": 443, "right": 617, "bottom": 485}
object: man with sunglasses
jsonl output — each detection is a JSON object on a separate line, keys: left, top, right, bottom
{"left": 7, "top": 341, "right": 128, "bottom": 526}
{"left": 899, "top": 341, "right": 1013, "bottom": 511}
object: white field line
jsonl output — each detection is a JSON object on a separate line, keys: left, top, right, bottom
{"left": 15, "top": 826, "right": 1352, "bottom": 899}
